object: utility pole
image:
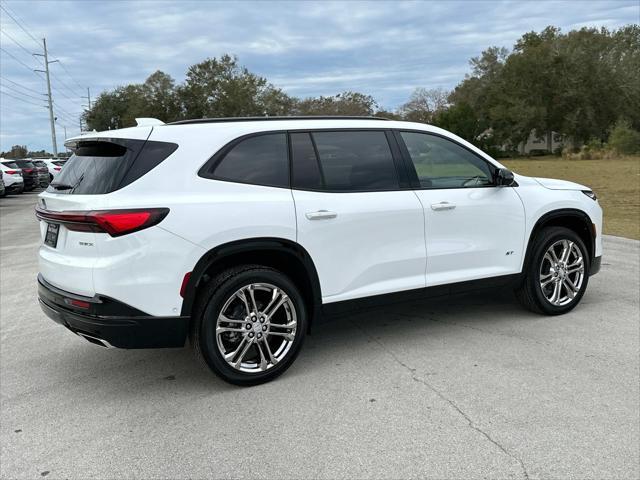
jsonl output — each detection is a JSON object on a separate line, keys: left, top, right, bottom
{"left": 34, "top": 38, "right": 58, "bottom": 156}
{"left": 87, "top": 87, "right": 91, "bottom": 109}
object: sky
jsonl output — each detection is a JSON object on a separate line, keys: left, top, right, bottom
{"left": 0, "top": 0, "right": 638, "bottom": 153}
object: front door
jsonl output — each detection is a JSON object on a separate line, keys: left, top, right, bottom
{"left": 397, "top": 130, "right": 525, "bottom": 287}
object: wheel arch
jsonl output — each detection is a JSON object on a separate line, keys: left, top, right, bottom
{"left": 180, "top": 238, "right": 322, "bottom": 327}
{"left": 524, "top": 208, "right": 596, "bottom": 269}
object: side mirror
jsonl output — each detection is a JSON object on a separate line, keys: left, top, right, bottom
{"left": 495, "top": 168, "right": 515, "bottom": 187}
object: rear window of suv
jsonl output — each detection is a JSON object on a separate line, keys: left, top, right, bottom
{"left": 48, "top": 139, "right": 177, "bottom": 195}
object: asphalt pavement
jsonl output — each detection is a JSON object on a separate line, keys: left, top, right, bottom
{"left": 1, "top": 191, "right": 638, "bottom": 479}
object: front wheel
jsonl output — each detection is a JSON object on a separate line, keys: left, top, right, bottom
{"left": 515, "top": 227, "right": 590, "bottom": 315}
{"left": 191, "top": 265, "right": 307, "bottom": 386}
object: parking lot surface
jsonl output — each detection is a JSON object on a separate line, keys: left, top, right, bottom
{"left": 1, "top": 191, "right": 639, "bottom": 479}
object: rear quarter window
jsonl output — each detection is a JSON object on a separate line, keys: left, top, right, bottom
{"left": 200, "top": 133, "right": 289, "bottom": 188}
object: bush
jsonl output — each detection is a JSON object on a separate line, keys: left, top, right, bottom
{"left": 608, "top": 120, "right": 640, "bottom": 155}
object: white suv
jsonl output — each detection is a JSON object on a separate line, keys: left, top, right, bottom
{"left": 1, "top": 160, "right": 25, "bottom": 194}
{"left": 36, "top": 117, "right": 602, "bottom": 385}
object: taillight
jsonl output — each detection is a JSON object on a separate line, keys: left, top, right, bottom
{"left": 24, "top": 168, "right": 33, "bottom": 173}
{"left": 35, "top": 207, "right": 169, "bottom": 237}
{"left": 6, "top": 170, "right": 18, "bottom": 174}
{"left": 54, "top": 167, "right": 61, "bottom": 171}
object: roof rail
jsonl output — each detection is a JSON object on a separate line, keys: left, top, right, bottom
{"left": 168, "top": 116, "right": 389, "bottom": 125}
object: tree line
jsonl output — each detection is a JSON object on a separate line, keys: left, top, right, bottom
{"left": 5, "top": 25, "right": 637, "bottom": 159}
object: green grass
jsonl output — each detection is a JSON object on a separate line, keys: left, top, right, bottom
{"left": 502, "top": 156, "right": 640, "bottom": 240}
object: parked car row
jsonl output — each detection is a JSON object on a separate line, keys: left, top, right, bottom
{"left": 0, "top": 157, "right": 67, "bottom": 197}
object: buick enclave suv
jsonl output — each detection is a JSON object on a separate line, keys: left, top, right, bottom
{"left": 36, "top": 117, "right": 602, "bottom": 385}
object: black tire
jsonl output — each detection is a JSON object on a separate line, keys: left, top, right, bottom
{"left": 190, "top": 265, "right": 307, "bottom": 386}
{"left": 515, "top": 226, "right": 590, "bottom": 315}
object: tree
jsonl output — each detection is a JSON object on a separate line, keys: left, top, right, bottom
{"left": 398, "top": 87, "right": 448, "bottom": 123}
{"left": 140, "top": 71, "right": 181, "bottom": 122}
{"left": 84, "top": 84, "right": 146, "bottom": 131}
{"left": 432, "top": 102, "right": 482, "bottom": 144}
{"left": 446, "top": 26, "right": 640, "bottom": 150}
{"left": 178, "top": 54, "right": 283, "bottom": 118}
{"left": 294, "top": 91, "right": 377, "bottom": 116}
{"left": 1, "top": 145, "right": 28, "bottom": 158}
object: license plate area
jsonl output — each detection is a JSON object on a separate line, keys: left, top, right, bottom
{"left": 45, "top": 222, "right": 59, "bottom": 248}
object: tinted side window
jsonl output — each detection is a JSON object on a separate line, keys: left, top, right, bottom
{"left": 400, "top": 132, "right": 494, "bottom": 189}
{"left": 311, "top": 131, "right": 398, "bottom": 191}
{"left": 212, "top": 133, "right": 289, "bottom": 188}
{"left": 291, "top": 132, "right": 323, "bottom": 190}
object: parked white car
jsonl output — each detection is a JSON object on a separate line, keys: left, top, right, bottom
{"left": 0, "top": 160, "right": 24, "bottom": 194}
{"left": 33, "top": 157, "right": 67, "bottom": 181}
{"left": 36, "top": 117, "right": 603, "bottom": 385}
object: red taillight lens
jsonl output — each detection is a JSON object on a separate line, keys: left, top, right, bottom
{"left": 35, "top": 207, "right": 169, "bottom": 237}
{"left": 54, "top": 167, "right": 61, "bottom": 171}
{"left": 180, "top": 272, "right": 192, "bottom": 298}
{"left": 6, "top": 170, "right": 17, "bottom": 174}
{"left": 24, "top": 168, "right": 33, "bottom": 173}
{"left": 93, "top": 211, "right": 153, "bottom": 236}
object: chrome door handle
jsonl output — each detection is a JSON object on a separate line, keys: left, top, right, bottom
{"left": 431, "top": 202, "right": 456, "bottom": 211}
{"left": 305, "top": 210, "right": 337, "bottom": 220}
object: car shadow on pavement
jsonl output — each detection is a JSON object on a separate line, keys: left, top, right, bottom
{"left": 55, "top": 286, "right": 534, "bottom": 393}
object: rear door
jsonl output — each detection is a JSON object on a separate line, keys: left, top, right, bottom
{"left": 291, "top": 130, "right": 426, "bottom": 304}
{"left": 396, "top": 130, "right": 525, "bottom": 287}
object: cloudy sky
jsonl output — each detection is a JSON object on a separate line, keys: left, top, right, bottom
{"left": 0, "top": 0, "right": 638, "bottom": 152}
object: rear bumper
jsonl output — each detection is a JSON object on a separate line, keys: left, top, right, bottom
{"left": 38, "top": 274, "right": 189, "bottom": 349}
{"left": 6, "top": 183, "right": 23, "bottom": 193}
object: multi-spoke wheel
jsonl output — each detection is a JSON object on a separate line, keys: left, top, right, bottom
{"left": 191, "top": 265, "right": 307, "bottom": 385}
{"left": 216, "top": 283, "right": 297, "bottom": 372}
{"left": 515, "top": 227, "right": 590, "bottom": 315}
{"left": 539, "top": 240, "right": 585, "bottom": 306}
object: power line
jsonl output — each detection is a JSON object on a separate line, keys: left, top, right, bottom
{"left": 50, "top": 71, "right": 84, "bottom": 98}
{"left": 0, "top": 2, "right": 42, "bottom": 49}
{"left": 50, "top": 83, "right": 79, "bottom": 103}
{"left": 54, "top": 60, "right": 85, "bottom": 91}
{"left": 0, "top": 29, "right": 42, "bottom": 64}
{"left": 0, "top": 88, "right": 46, "bottom": 108}
{"left": 0, "top": 47, "right": 43, "bottom": 78}
{"left": 0, "top": 74, "right": 42, "bottom": 95}
{"left": 2, "top": 1, "right": 87, "bottom": 95}
{"left": 54, "top": 103, "right": 80, "bottom": 120}
{"left": 0, "top": 81, "right": 44, "bottom": 101}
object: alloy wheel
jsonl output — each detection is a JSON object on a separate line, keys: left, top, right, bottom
{"left": 215, "top": 283, "right": 297, "bottom": 373}
{"left": 539, "top": 239, "right": 585, "bottom": 306}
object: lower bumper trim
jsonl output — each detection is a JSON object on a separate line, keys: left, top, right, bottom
{"left": 39, "top": 298, "right": 189, "bottom": 350}
{"left": 590, "top": 256, "right": 601, "bottom": 276}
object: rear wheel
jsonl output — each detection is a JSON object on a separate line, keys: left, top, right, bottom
{"left": 191, "top": 265, "right": 307, "bottom": 386}
{"left": 515, "top": 227, "right": 589, "bottom": 315}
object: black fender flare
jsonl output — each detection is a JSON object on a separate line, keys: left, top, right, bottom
{"left": 524, "top": 208, "right": 596, "bottom": 268}
{"left": 180, "top": 237, "right": 322, "bottom": 320}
